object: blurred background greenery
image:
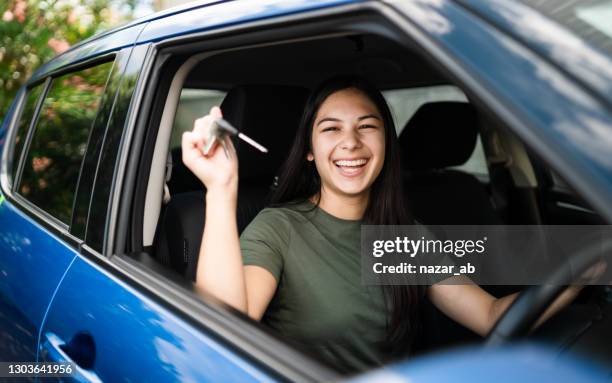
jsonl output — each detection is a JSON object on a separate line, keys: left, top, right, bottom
{"left": 0, "top": 0, "right": 164, "bottom": 120}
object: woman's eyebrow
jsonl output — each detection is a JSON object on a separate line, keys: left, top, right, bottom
{"left": 357, "top": 114, "right": 381, "bottom": 121}
{"left": 316, "top": 114, "right": 381, "bottom": 126}
{"left": 316, "top": 117, "right": 341, "bottom": 126}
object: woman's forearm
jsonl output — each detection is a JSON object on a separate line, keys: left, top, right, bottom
{"left": 532, "top": 285, "right": 582, "bottom": 329}
{"left": 195, "top": 188, "right": 248, "bottom": 312}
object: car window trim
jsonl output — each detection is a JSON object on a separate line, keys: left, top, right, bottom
{"left": 0, "top": 87, "right": 25, "bottom": 190}
{"left": 70, "top": 56, "right": 119, "bottom": 237}
{"left": 13, "top": 77, "right": 52, "bottom": 192}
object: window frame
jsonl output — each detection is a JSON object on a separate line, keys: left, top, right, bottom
{"left": 0, "top": 53, "right": 117, "bottom": 247}
{"left": 9, "top": 79, "right": 49, "bottom": 191}
{"left": 17, "top": 60, "right": 115, "bottom": 227}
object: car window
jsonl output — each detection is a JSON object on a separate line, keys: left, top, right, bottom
{"left": 11, "top": 84, "right": 44, "bottom": 186}
{"left": 17, "top": 62, "right": 114, "bottom": 224}
{"left": 170, "top": 88, "right": 226, "bottom": 150}
{"left": 383, "top": 86, "right": 489, "bottom": 178}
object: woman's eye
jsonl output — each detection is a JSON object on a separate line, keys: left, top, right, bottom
{"left": 322, "top": 126, "right": 339, "bottom": 132}
{"left": 359, "top": 124, "right": 377, "bottom": 130}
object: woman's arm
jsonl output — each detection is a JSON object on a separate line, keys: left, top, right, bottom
{"left": 427, "top": 279, "right": 583, "bottom": 337}
{"left": 182, "top": 106, "right": 277, "bottom": 320}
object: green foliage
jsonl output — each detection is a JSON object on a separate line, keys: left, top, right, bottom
{"left": 0, "top": 0, "right": 136, "bottom": 121}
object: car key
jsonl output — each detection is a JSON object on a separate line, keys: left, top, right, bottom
{"left": 202, "top": 118, "right": 268, "bottom": 158}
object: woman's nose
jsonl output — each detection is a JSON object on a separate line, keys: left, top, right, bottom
{"left": 340, "top": 130, "right": 362, "bottom": 150}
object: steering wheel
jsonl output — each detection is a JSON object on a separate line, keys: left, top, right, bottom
{"left": 485, "top": 238, "right": 612, "bottom": 346}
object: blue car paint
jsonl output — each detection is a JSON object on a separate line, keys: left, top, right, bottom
{"left": 351, "top": 345, "right": 611, "bottom": 383}
{"left": 459, "top": 0, "right": 612, "bottom": 99}
{"left": 0, "top": 199, "right": 78, "bottom": 363}
{"left": 39, "top": 256, "right": 276, "bottom": 382}
{"left": 135, "top": 0, "right": 364, "bottom": 44}
{"left": 28, "top": 0, "right": 361, "bottom": 83}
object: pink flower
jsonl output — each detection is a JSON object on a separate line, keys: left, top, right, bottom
{"left": 14, "top": 1, "right": 26, "bottom": 23}
{"left": 3, "top": 10, "right": 14, "bottom": 22}
{"left": 68, "top": 10, "right": 76, "bottom": 24}
{"left": 48, "top": 38, "right": 70, "bottom": 54}
{"left": 32, "top": 156, "right": 52, "bottom": 173}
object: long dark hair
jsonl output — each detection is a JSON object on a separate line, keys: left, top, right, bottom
{"left": 272, "top": 75, "right": 423, "bottom": 353}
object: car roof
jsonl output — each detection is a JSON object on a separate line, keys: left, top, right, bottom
{"left": 29, "top": 0, "right": 364, "bottom": 81}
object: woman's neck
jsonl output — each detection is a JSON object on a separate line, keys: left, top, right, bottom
{"left": 312, "top": 187, "right": 369, "bottom": 220}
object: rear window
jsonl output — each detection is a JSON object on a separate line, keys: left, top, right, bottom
{"left": 18, "top": 62, "right": 114, "bottom": 224}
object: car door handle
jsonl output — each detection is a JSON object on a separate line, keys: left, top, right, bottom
{"left": 40, "top": 332, "right": 102, "bottom": 383}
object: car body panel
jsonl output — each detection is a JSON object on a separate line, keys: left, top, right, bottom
{"left": 135, "top": 0, "right": 363, "bottom": 44}
{"left": 458, "top": 0, "right": 612, "bottom": 99}
{"left": 39, "top": 255, "right": 276, "bottom": 382}
{"left": 352, "top": 345, "right": 611, "bottom": 383}
{"left": 0, "top": 198, "right": 77, "bottom": 362}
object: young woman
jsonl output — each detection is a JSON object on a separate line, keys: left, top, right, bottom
{"left": 181, "top": 76, "right": 584, "bottom": 373}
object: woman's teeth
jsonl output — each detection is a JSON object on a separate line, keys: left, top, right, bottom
{"left": 334, "top": 159, "right": 367, "bottom": 167}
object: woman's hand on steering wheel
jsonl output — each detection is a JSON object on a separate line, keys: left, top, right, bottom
{"left": 486, "top": 240, "right": 611, "bottom": 346}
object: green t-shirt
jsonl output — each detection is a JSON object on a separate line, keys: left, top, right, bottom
{"left": 240, "top": 201, "right": 393, "bottom": 374}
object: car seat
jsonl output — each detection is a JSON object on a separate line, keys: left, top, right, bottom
{"left": 154, "top": 85, "right": 308, "bottom": 280}
{"left": 400, "top": 102, "right": 501, "bottom": 225}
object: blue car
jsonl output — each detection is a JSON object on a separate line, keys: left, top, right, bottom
{"left": 1, "top": 0, "right": 611, "bottom": 381}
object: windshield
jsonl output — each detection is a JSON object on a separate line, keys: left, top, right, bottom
{"left": 520, "top": 0, "right": 612, "bottom": 56}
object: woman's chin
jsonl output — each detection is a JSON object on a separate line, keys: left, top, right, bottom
{"left": 333, "top": 181, "right": 370, "bottom": 198}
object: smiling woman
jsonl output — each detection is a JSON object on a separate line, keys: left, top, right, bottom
{"left": 307, "top": 87, "right": 386, "bottom": 218}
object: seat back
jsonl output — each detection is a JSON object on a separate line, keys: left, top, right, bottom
{"left": 400, "top": 102, "right": 506, "bottom": 352}
{"left": 400, "top": 101, "right": 501, "bottom": 225}
{"left": 155, "top": 85, "right": 308, "bottom": 280}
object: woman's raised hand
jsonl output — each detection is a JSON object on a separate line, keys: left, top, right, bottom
{"left": 181, "top": 106, "right": 238, "bottom": 196}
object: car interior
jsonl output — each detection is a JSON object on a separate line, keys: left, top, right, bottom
{"left": 125, "top": 29, "right": 611, "bottom": 372}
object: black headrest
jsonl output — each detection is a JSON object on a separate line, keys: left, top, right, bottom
{"left": 399, "top": 102, "right": 478, "bottom": 171}
{"left": 221, "top": 85, "right": 308, "bottom": 183}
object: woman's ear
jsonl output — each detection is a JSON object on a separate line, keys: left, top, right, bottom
{"left": 307, "top": 153, "right": 314, "bottom": 161}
